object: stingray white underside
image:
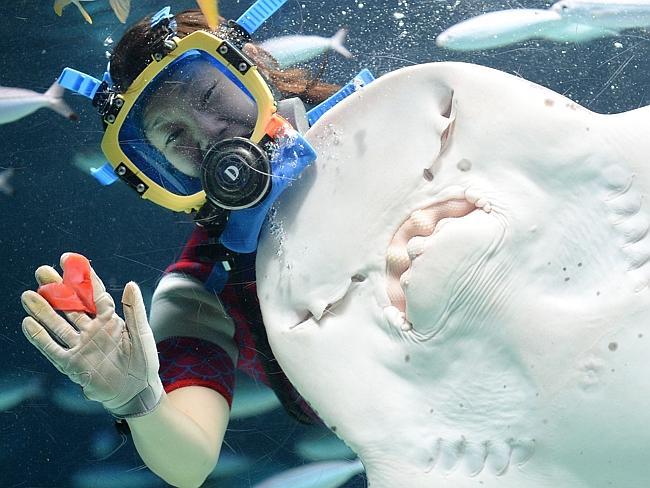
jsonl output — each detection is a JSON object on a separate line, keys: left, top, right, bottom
{"left": 256, "top": 62, "right": 650, "bottom": 488}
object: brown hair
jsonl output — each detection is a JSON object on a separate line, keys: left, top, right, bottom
{"left": 110, "top": 9, "right": 340, "bottom": 104}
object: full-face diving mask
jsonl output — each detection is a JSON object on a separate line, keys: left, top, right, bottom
{"left": 57, "top": 1, "right": 317, "bottom": 253}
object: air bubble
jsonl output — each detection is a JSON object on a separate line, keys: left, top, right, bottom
{"left": 268, "top": 207, "right": 286, "bottom": 254}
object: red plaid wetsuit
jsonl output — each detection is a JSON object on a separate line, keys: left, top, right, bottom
{"left": 155, "top": 226, "right": 317, "bottom": 423}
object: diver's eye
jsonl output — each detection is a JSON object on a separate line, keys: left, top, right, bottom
{"left": 202, "top": 82, "right": 217, "bottom": 108}
{"left": 165, "top": 128, "right": 184, "bottom": 147}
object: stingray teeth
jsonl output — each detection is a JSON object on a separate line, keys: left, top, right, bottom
{"left": 464, "top": 188, "right": 481, "bottom": 204}
{"left": 464, "top": 188, "right": 492, "bottom": 212}
{"left": 475, "top": 198, "right": 492, "bottom": 213}
{"left": 387, "top": 246, "right": 410, "bottom": 269}
{"left": 384, "top": 306, "right": 409, "bottom": 330}
{"left": 465, "top": 193, "right": 479, "bottom": 204}
{"left": 400, "top": 272, "right": 409, "bottom": 288}
{"left": 407, "top": 236, "right": 427, "bottom": 259}
{"left": 411, "top": 210, "right": 436, "bottom": 235}
{"left": 433, "top": 218, "right": 450, "bottom": 236}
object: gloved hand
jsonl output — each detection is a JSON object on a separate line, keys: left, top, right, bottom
{"left": 20, "top": 253, "right": 164, "bottom": 418}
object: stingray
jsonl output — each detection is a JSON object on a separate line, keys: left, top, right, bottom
{"left": 255, "top": 62, "right": 650, "bottom": 487}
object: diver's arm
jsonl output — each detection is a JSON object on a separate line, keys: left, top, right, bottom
{"left": 127, "top": 386, "right": 229, "bottom": 488}
{"left": 22, "top": 257, "right": 238, "bottom": 488}
{"left": 127, "top": 272, "right": 239, "bottom": 488}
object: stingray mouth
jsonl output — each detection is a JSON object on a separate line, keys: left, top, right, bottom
{"left": 384, "top": 189, "right": 492, "bottom": 331}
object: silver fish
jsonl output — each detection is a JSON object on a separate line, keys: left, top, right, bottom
{"left": 0, "top": 168, "right": 14, "bottom": 197}
{"left": 295, "top": 428, "right": 356, "bottom": 462}
{"left": 0, "top": 80, "right": 76, "bottom": 125}
{"left": 230, "top": 372, "right": 281, "bottom": 419}
{"left": 436, "top": 8, "right": 615, "bottom": 50}
{"left": 71, "top": 464, "right": 161, "bottom": 488}
{"left": 436, "top": 9, "right": 563, "bottom": 50}
{"left": 261, "top": 29, "right": 352, "bottom": 69}
{"left": 71, "top": 151, "right": 106, "bottom": 174}
{"left": 207, "top": 451, "right": 251, "bottom": 480}
{"left": 0, "top": 376, "right": 42, "bottom": 411}
{"left": 543, "top": 18, "right": 618, "bottom": 41}
{"left": 252, "top": 459, "right": 364, "bottom": 488}
{"left": 552, "top": 0, "right": 650, "bottom": 30}
{"left": 51, "top": 382, "right": 107, "bottom": 415}
{"left": 91, "top": 428, "right": 127, "bottom": 460}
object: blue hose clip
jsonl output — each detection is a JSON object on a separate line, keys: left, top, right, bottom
{"left": 220, "top": 131, "right": 317, "bottom": 253}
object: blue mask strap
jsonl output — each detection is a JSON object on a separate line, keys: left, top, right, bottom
{"left": 58, "top": 68, "right": 103, "bottom": 100}
{"left": 150, "top": 6, "right": 174, "bottom": 27}
{"left": 307, "top": 68, "right": 376, "bottom": 126}
{"left": 236, "top": 0, "right": 289, "bottom": 35}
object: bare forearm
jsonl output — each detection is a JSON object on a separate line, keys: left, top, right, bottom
{"left": 127, "top": 388, "right": 229, "bottom": 488}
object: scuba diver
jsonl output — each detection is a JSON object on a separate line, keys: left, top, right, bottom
{"left": 19, "top": 1, "right": 374, "bottom": 487}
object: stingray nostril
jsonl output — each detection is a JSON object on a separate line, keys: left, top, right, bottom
{"left": 423, "top": 168, "right": 434, "bottom": 181}
{"left": 351, "top": 274, "right": 366, "bottom": 282}
{"left": 441, "top": 89, "right": 454, "bottom": 119}
{"left": 457, "top": 159, "right": 472, "bottom": 171}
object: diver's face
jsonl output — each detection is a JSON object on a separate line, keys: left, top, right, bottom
{"left": 143, "top": 58, "right": 258, "bottom": 177}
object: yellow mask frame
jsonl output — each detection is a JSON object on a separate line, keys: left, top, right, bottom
{"left": 101, "top": 30, "right": 281, "bottom": 213}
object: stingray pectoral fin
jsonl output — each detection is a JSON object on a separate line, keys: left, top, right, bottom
{"left": 53, "top": 0, "right": 71, "bottom": 16}
{"left": 606, "top": 104, "right": 650, "bottom": 195}
{"left": 109, "top": 0, "right": 130, "bottom": 23}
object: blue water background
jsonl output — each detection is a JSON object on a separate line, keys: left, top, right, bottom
{"left": 1, "top": 0, "right": 648, "bottom": 486}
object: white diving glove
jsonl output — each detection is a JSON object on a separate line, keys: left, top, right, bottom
{"left": 20, "top": 253, "right": 164, "bottom": 418}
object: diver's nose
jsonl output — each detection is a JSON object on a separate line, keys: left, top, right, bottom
{"left": 191, "top": 109, "right": 228, "bottom": 152}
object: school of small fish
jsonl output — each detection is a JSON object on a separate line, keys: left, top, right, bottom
{"left": 437, "top": 0, "right": 650, "bottom": 51}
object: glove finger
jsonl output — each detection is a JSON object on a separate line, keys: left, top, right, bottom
{"left": 121, "top": 282, "right": 158, "bottom": 356}
{"left": 22, "top": 316, "right": 68, "bottom": 369}
{"left": 35, "top": 265, "right": 90, "bottom": 331}
{"left": 35, "top": 264, "right": 62, "bottom": 285}
{"left": 21, "top": 290, "right": 81, "bottom": 349}
{"left": 60, "top": 253, "right": 115, "bottom": 318}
